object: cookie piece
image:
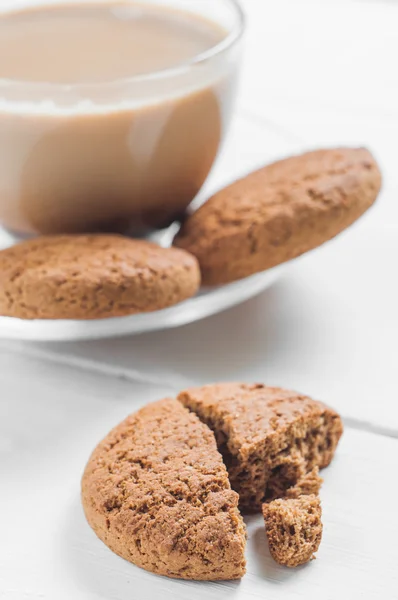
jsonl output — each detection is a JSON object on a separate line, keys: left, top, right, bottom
{"left": 0, "top": 235, "right": 200, "bottom": 319}
{"left": 174, "top": 147, "right": 382, "bottom": 285}
{"left": 284, "top": 467, "right": 323, "bottom": 500}
{"left": 81, "top": 398, "right": 246, "bottom": 581}
{"left": 178, "top": 383, "right": 343, "bottom": 511}
{"left": 262, "top": 495, "right": 323, "bottom": 567}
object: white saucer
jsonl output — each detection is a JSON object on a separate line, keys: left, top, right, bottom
{"left": 0, "top": 221, "right": 288, "bottom": 341}
{"left": 0, "top": 263, "right": 287, "bottom": 341}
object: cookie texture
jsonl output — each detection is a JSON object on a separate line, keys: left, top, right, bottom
{"left": 284, "top": 468, "right": 323, "bottom": 500}
{"left": 174, "top": 147, "right": 382, "bottom": 285}
{"left": 262, "top": 495, "right": 323, "bottom": 567}
{"left": 0, "top": 235, "right": 200, "bottom": 319}
{"left": 178, "top": 383, "right": 343, "bottom": 511}
{"left": 81, "top": 398, "right": 246, "bottom": 581}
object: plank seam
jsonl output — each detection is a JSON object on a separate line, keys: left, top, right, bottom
{"left": 2, "top": 342, "right": 397, "bottom": 439}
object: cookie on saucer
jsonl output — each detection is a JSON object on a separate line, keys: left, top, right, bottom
{"left": 174, "top": 147, "right": 382, "bottom": 285}
{"left": 0, "top": 235, "right": 200, "bottom": 319}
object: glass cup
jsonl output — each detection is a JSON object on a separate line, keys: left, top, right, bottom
{"left": 0, "top": 0, "right": 245, "bottom": 236}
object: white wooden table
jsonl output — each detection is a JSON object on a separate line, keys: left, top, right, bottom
{"left": 1, "top": 1, "right": 398, "bottom": 599}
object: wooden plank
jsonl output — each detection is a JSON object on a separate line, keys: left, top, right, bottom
{"left": 0, "top": 351, "right": 396, "bottom": 599}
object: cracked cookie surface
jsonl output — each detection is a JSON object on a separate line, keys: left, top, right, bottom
{"left": 81, "top": 398, "right": 246, "bottom": 581}
{"left": 178, "top": 383, "right": 343, "bottom": 511}
{"left": 174, "top": 147, "right": 382, "bottom": 285}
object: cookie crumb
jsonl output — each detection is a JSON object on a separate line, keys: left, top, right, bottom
{"left": 284, "top": 468, "right": 323, "bottom": 499}
{"left": 262, "top": 495, "right": 323, "bottom": 567}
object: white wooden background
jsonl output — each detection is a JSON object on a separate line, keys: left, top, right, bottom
{"left": 1, "top": 1, "right": 398, "bottom": 599}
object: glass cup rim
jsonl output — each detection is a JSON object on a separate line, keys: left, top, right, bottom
{"left": 0, "top": 0, "right": 245, "bottom": 92}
